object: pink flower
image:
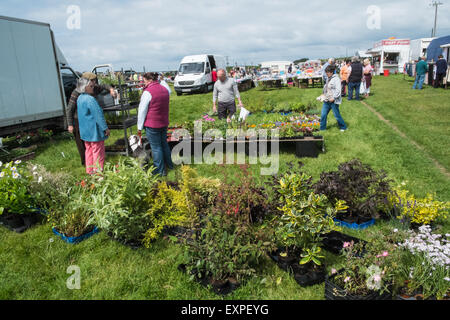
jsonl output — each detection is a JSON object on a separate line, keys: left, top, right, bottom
{"left": 344, "top": 277, "right": 350, "bottom": 283}
{"left": 382, "top": 251, "right": 389, "bottom": 257}
{"left": 373, "top": 274, "right": 381, "bottom": 282}
{"left": 331, "top": 268, "right": 337, "bottom": 275}
{"left": 343, "top": 242, "right": 351, "bottom": 248}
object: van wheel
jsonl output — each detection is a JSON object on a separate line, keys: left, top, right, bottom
{"left": 203, "top": 84, "right": 209, "bottom": 93}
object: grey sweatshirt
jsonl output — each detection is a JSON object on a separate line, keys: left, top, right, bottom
{"left": 323, "top": 74, "right": 342, "bottom": 105}
{"left": 213, "top": 78, "right": 240, "bottom": 103}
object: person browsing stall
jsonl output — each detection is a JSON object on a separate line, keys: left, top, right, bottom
{"left": 137, "top": 72, "right": 174, "bottom": 177}
{"left": 212, "top": 69, "right": 243, "bottom": 122}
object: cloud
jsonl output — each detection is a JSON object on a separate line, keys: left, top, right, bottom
{"left": 1, "top": 0, "right": 449, "bottom": 71}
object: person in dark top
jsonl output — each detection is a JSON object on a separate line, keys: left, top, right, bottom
{"left": 434, "top": 55, "right": 448, "bottom": 89}
{"left": 347, "top": 57, "right": 364, "bottom": 101}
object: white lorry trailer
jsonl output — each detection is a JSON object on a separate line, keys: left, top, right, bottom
{"left": 0, "top": 15, "right": 79, "bottom": 136}
{"left": 174, "top": 54, "right": 226, "bottom": 95}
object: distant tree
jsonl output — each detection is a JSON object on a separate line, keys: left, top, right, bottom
{"left": 293, "top": 58, "right": 309, "bottom": 64}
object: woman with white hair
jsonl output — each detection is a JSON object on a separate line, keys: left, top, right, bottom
{"left": 76, "top": 78, "right": 110, "bottom": 175}
{"left": 362, "top": 59, "right": 374, "bottom": 98}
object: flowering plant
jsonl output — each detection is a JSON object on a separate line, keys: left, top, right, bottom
{"left": 397, "top": 225, "right": 450, "bottom": 299}
{"left": 332, "top": 227, "right": 404, "bottom": 296}
{"left": 0, "top": 160, "right": 34, "bottom": 214}
{"left": 389, "top": 185, "right": 449, "bottom": 225}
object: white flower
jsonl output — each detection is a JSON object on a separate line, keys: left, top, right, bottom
{"left": 32, "top": 165, "right": 37, "bottom": 172}
{"left": 14, "top": 160, "right": 21, "bottom": 165}
{"left": 38, "top": 176, "right": 43, "bottom": 184}
{"left": 49, "top": 238, "right": 54, "bottom": 243}
{"left": 0, "top": 161, "right": 2, "bottom": 167}
{"left": 0, "top": 172, "right": 4, "bottom": 178}
{"left": 11, "top": 166, "right": 17, "bottom": 171}
{"left": 393, "top": 229, "right": 398, "bottom": 233}
{"left": 5, "top": 163, "right": 9, "bottom": 168}
{"left": 12, "top": 172, "right": 20, "bottom": 179}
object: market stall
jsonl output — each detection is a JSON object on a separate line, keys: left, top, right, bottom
{"left": 366, "top": 39, "right": 411, "bottom": 75}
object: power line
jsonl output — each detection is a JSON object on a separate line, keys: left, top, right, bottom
{"left": 430, "top": 1, "right": 443, "bottom": 37}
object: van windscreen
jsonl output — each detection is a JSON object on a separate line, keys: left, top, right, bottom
{"left": 179, "top": 62, "right": 205, "bottom": 74}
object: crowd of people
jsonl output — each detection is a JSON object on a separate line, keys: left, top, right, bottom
{"left": 66, "top": 53, "right": 447, "bottom": 175}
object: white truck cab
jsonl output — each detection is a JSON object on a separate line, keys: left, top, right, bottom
{"left": 174, "top": 54, "right": 226, "bottom": 95}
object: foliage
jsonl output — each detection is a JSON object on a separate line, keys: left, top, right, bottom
{"left": 397, "top": 225, "right": 450, "bottom": 299}
{"left": 0, "top": 160, "right": 34, "bottom": 215}
{"left": 182, "top": 165, "right": 274, "bottom": 282}
{"left": 142, "top": 167, "right": 205, "bottom": 247}
{"left": 90, "top": 158, "right": 159, "bottom": 243}
{"left": 275, "top": 172, "right": 347, "bottom": 265}
{"left": 27, "top": 163, "right": 75, "bottom": 210}
{"left": 314, "top": 159, "right": 393, "bottom": 220}
{"left": 332, "top": 227, "right": 406, "bottom": 296}
{"left": 389, "top": 184, "right": 449, "bottom": 225}
{"left": 47, "top": 183, "right": 95, "bottom": 238}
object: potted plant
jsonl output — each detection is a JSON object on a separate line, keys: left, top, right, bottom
{"left": 395, "top": 225, "right": 450, "bottom": 300}
{"left": 325, "top": 230, "right": 401, "bottom": 300}
{"left": 388, "top": 184, "right": 449, "bottom": 229}
{"left": 180, "top": 165, "right": 274, "bottom": 295}
{"left": 48, "top": 184, "right": 99, "bottom": 244}
{"left": 89, "top": 158, "right": 160, "bottom": 248}
{"left": 314, "top": 159, "right": 393, "bottom": 228}
{"left": 0, "top": 160, "right": 41, "bottom": 233}
{"left": 273, "top": 173, "right": 348, "bottom": 286}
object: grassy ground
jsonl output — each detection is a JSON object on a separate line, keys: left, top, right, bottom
{"left": 0, "top": 76, "right": 449, "bottom": 299}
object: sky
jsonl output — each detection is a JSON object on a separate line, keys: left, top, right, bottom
{"left": 1, "top": 0, "right": 450, "bottom": 72}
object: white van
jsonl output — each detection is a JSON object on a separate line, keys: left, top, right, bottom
{"left": 174, "top": 54, "right": 226, "bottom": 95}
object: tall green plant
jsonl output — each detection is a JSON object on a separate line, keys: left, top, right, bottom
{"left": 276, "top": 173, "right": 347, "bottom": 266}
{"left": 90, "top": 158, "right": 159, "bottom": 243}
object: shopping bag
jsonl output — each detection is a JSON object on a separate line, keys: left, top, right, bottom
{"left": 239, "top": 106, "right": 250, "bottom": 121}
{"left": 360, "top": 81, "right": 366, "bottom": 95}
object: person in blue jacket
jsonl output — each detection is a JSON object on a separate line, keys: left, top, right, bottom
{"left": 76, "top": 78, "right": 110, "bottom": 174}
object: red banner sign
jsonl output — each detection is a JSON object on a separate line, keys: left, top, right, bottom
{"left": 374, "top": 39, "right": 410, "bottom": 47}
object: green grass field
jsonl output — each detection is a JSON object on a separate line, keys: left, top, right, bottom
{"left": 0, "top": 75, "right": 449, "bottom": 299}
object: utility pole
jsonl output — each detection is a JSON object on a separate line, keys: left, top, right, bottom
{"left": 430, "top": 1, "right": 443, "bottom": 37}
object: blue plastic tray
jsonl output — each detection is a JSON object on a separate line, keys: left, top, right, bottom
{"left": 52, "top": 227, "right": 100, "bottom": 244}
{"left": 333, "top": 218, "right": 375, "bottom": 230}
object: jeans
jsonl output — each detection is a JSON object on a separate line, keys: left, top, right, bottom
{"left": 320, "top": 102, "right": 347, "bottom": 131}
{"left": 348, "top": 82, "right": 361, "bottom": 100}
{"left": 413, "top": 74, "right": 425, "bottom": 89}
{"left": 84, "top": 140, "right": 105, "bottom": 175}
{"left": 145, "top": 126, "right": 174, "bottom": 176}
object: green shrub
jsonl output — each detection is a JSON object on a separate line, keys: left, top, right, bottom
{"left": 0, "top": 160, "right": 34, "bottom": 215}
{"left": 90, "top": 158, "right": 159, "bottom": 243}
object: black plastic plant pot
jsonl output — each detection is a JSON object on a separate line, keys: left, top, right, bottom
{"left": 269, "top": 247, "right": 326, "bottom": 287}
{"left": 177, "top": 264, "right": 241, "bottom": 296}
{"left": 0, "top": 213, "right": 24, "bottom": 229}
{"left": 322, "top": 231, "right": 367, "bottom": 255}
{"left": 0, "top": 211, "right": 44, "bottom": 233}
{"left": 295, "top": 140, "right": 319, "bottom": 158}
{"left": 325, "top": 271, "right": 393, "bottom": 300}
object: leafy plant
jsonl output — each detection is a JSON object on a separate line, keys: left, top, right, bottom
{"left": 90, "top": 158, "right": 159, "bottom": 243}
{"left": 275, "top": 172, "right": 347, "bottom": 266}
{"left": 314, "top": 159, "right": 393, "bottom": 220}
{"left": 47, "top": 184, "right": 95, "bottom": 238}
{"left": 0, "top": 160, "right": 34, "bottom": 215}
{"left": 27, "top": 163, "right": 75, "bottom": 211}
{"left": 396, "top": 225, "right": 450, "bottom": 299}
{"left": 181, "top": 165, "right": 274, "bottom": 282}
{"left": 389, "top": 184, "right": 449, "bottom": 226}
{"left": 332, "top": 227, "right": 405, "bottom": 296}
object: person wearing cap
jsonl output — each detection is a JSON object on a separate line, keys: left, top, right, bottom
{"left": 66, "top": 72, "right": 116, "bottom": 167}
